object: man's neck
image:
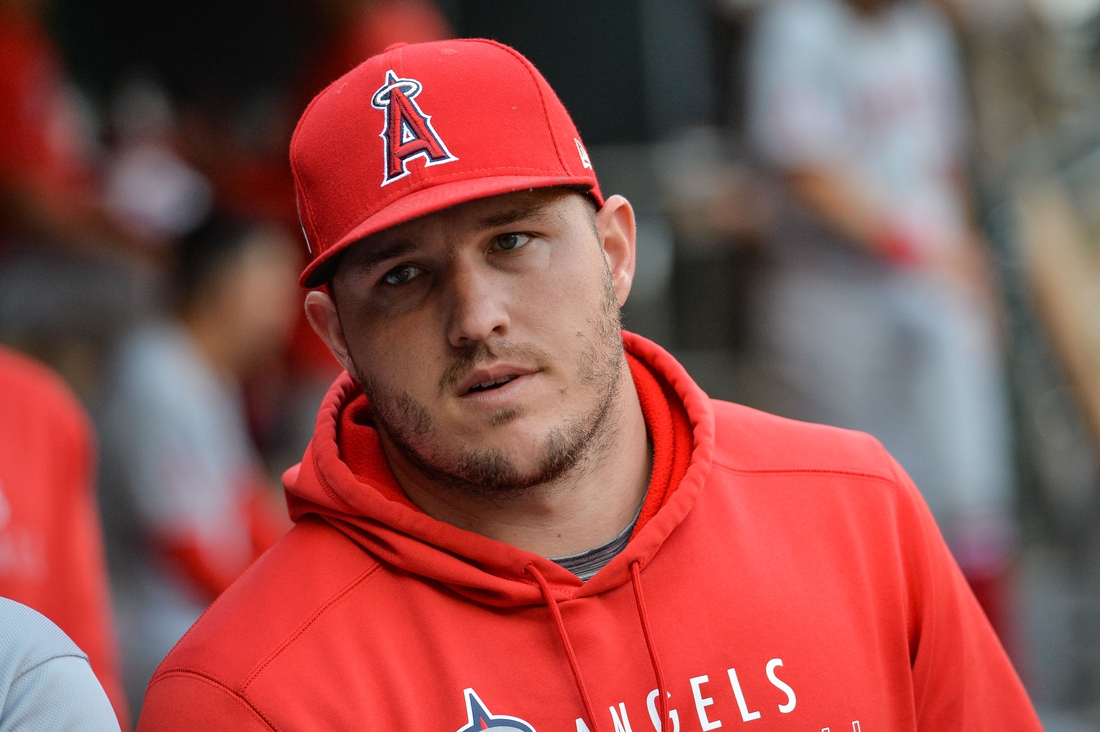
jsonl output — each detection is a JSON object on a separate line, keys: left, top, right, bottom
{"left": 380, "top": 366, "right": 651, "bottom": 558}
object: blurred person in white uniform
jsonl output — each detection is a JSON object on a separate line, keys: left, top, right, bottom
{"left": 98, "top": 216, "right": 297, "bottom": 715}
{"left": 747, "top": 0, "right": 1015, "bottom": 635}
{"left": 0, "top": 597, "right": 119, "bottom": 731}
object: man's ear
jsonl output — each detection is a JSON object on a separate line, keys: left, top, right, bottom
{"left": 595, "top": 195, "right": 636, "bottom": 307}
{"left": 304, "top": 289, "right": 355, "bottom": 374}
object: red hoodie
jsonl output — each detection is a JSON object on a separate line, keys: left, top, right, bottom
{"left": 138, "top": 332, "right": 1040, "bottom": 732}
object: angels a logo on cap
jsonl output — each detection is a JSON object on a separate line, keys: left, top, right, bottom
{"left": 372, "top": 70, "right": 458, "bottom": 186}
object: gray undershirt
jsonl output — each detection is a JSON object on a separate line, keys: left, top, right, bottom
{"left": 549, "top": 501, "right": 644, "bottom": 581}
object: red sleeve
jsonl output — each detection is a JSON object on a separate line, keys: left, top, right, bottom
{"left": 889, "top": 455, "right": 1041, "bottom": 731}
{"left": 155, "top": 478, "right": 287, "bottom": 602}
{"left": 138, "top": 673, "right": 274, "bottom": 731}
{"left": 156, "top": 539, "right": 245, "bottom": 603}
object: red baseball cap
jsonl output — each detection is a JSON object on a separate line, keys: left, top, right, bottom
{"left": 291, "top": 39, "right": 604, "bottom": 287}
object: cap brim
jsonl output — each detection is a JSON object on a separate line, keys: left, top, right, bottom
{"left": 300, "top": 174, "right": 601, "bottom": 287}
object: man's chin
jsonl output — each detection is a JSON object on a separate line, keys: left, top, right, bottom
{"left": 489, "top": 405, "right": 523, "bottom": 428}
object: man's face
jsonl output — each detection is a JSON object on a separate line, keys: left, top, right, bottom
{"left": 327, "top": 189, "right": 632, "bottom": 496}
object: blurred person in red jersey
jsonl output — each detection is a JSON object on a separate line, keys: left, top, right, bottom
{"left": 747, "top": 0, "right": 1016, "bottom": 641}
{"left": 0, "top": 345, "right": 129, "bottom": 727}
{"left": 98, "top": 215, "right": 297, "bottom": 717}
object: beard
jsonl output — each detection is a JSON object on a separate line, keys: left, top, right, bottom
{"left": 352, "top": 271, "right": 625, "bottom": 500}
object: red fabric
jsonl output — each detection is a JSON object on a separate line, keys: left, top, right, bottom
{"left": 338, "top": 393, "right": 418, "bottom": 510}
{"left": 157, "top": 540, "right": 241, "bottom": 604}
{"left": 0, "top": 347, "right": 129, "bottom": 729}
{"left": 212, "top": 155, "right": 300, "bottom": 229}
{"left": 626, "top": 351, "right": 693, "bottom": 537}
{"left": 139, "top": 332, "right": 1039, "bottom": 732}
{"left": 0, "top": 7, "right": 85, "bottom": 193}
{"left": 968, "top": 566, "right": 1019, "bottom": 662}
{"left": 285, "top": 304, "right": 342, "bottom": 380}
{"left": 876, "top": 225, "right": 923, "bottom": 267}
{"left": 291, "top": 39, "right": 603, "bottom": 286}
{"left": 156, "top": 481, "right": 285, "bottom": 603}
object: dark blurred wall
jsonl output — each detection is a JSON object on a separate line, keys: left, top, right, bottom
{"left": 48, "top": 0, "right": 715, "bottom": 142}
{"left": 637, "top": 0, "right": 715, "bottom": 140}
{"left": 454, "top": 0, "right": 647, "bottom": 145}
{"left": 49, "top": 0, "right": 311, "bottom": 106}
{"left": 453, "top": 0, "right": 714, "bottom": 144}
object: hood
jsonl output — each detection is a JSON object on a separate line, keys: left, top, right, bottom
{"left": 282, "top": 331, "right": 715, "bottom": 607}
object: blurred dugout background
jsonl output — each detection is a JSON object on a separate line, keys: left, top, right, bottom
{"left": 4, "top": 0, "right": 1100, "bottom": 726}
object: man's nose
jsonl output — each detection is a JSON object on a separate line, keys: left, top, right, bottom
{"left": 444, "top": 261, "right": 510, "bottom": 348}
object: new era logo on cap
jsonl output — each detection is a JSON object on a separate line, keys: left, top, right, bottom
{"left": 575, "top": 139, "right": 591, "bottom": 170}
{"left": 290, "top": 39, "right": 603, "bottom": 287}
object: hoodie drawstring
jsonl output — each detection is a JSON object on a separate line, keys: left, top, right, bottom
{"left": 526, "top": 563, "right": 605, "bottom": 732}
{"left": 631, "top": 560, "right": 670, "bottom": 731}
{"left": 526, "top": 562, "right": 670, "bottom": 732}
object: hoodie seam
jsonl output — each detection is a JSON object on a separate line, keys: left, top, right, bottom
{"left": 241, "top": 563, "right": 383, "bottom": 691}
{"left": 147, "top": 669, "right": 279, "bottom": 731}
{"left": 711, "top": 460, "right": 895, "bottom": 484}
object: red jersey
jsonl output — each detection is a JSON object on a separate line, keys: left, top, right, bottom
{"left": 138, "top": 332, "right": 1039, "bottom": 731}
{"left": 0, "top": 347, "right": 128, "bottom": 727}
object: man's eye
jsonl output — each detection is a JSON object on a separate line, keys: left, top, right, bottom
{"left": 493, "top": 233, "right": 531, "bottom": 251}
{"left": 381, "top": 264, "right": 422, "bottom": 285}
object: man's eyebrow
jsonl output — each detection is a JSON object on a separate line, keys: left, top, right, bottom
{"left": 478, "top": 200, "right": 556, "bottom": 229}
{"left": 350, "top": 239, "right": 419, "bottom": 273}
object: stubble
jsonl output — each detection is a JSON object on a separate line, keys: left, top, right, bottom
{"left": 355, "top": 269, "right": 625, "bottom": 500}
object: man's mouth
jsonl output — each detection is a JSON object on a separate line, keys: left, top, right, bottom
{"left": 466, "top": 375, "right": 518, "bottom": 394}
{"left": 455, "top": 365, "right": 538, "bottom": 397}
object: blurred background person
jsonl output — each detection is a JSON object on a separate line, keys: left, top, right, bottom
{"left": 0, "top": 345, "right": 128, "bottom": 726}
{"left": 98, "top": 216, "right": 298, "bottom": 718}
{"left": 744, "top": 0, "right": 1017, "bottom": 638}
{"left": 0, "top": 597, "right": 121, "bottom": 731}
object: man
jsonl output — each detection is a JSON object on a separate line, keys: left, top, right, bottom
{"left": 99, "top": 216, "right": 295, "bottom": 713}
{"left": 746, "top": 0, "right": 1016, "bottom": 634}
{"left": 138, "top": 39, "right": 1040, "bottom": 731}
{"left": 0, "top": 345, "right": 129, "bottom": 728}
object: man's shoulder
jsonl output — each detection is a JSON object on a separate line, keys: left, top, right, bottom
{"left": 0, "top": 598, "right": 120, "bottom": 732}
{"left": 149, "top": 517, "right": 381, "bottom": 690}
{"left": 707, "top": 398, "right": 896, "bottom": 483}
{"left": 0, "top": 597, "right": 87, "bottom": 673}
